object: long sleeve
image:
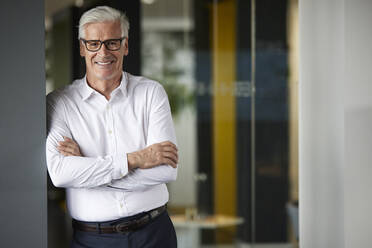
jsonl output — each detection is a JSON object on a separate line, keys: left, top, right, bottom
{"left": 46, "top": 93, "right": 129, "bottom": 188}
{"left": 108, "top": 84, "right": 178, "bottom": 191}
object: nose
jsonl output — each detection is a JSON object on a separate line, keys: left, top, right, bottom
{"left": 97, "top": 43, "right": 110, "bottom": 56}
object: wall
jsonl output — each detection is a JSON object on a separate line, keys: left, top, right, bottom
{"left": 344, "top": 0, "right": 372, "bottom": 247}
{"left": 301, "top": 0, "right": 372, "bottom": 247}
{"left": 0, "top": 0, "right": 47, "bottom": 247}
{"left": 299, "top": 0, "right": 344, "bottom": 247}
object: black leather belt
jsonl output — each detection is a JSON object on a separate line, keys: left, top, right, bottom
{"left": 72, "top": 205, "right": 167, "bottom": 234}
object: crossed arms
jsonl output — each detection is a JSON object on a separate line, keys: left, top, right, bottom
{"left": 56, "top": 137, "right": 178, "bottom": 190}
{"left": 58, "top": 137, "right": 178, "bottom": 169}
{"left": 46, "top": 85, "right": 178, "bottom": 190}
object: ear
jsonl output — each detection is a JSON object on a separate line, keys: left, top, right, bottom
{"left": 79, "top": 41, "right": 85, "bottom": 57}
{"left": 123, "top": 38, "right": 129, "bottom": 56}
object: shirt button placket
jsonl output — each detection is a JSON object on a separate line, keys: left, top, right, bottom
{"left": 107, "top": 104, "right": 116, "bottom": 154}
{"left": 105, "top": 104, "right": 112, "bottom": 153}
{"left": 118, "top": 197, "right": 127, "bottom": 216}
{"left": 107, "top": 104, "right": 112, "bottom": 135}
{"left": 110, "top": 103, "right": 117, "bottom": 154}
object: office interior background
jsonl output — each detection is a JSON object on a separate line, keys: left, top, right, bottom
{"left": 45, "top": 0, "right": 298, "bottom": 247}
{"left": 1, "top": 0, "right": 371, "bottom": 247}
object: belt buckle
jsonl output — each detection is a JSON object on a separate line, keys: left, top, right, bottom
{"left": 114, "top": 223, "right": 131, "bottom": 234}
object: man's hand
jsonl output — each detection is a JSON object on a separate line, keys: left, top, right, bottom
{"left": 128, "top": 141, "right": 178, "bottom": 170}
{"left": 57, "top": 136, "right": 82, "bottom": 156}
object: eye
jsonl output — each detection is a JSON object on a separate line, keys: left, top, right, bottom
{"left": 87, "top": 41, "right": 100, "bottom": 47}
{"left": 107, "top": 40, "right": 119, "bottom": 46}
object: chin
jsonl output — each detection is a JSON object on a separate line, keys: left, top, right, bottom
{"left": 95, "top": 71, "right": 119, "bottom": 81}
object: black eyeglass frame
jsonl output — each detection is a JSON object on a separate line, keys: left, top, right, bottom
{"left": 80, "top": 37, "right": 126, "bottom": 52}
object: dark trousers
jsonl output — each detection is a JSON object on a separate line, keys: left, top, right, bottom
{"left": 71, "top": 211, "right": 177, "bottom": 248}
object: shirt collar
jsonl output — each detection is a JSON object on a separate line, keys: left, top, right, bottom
{"left": 80, "top": 76, "right": 95, "bottom": 101}
{"left": 116, "top": 72, "right": 128, "bottom": 98}
{"left": 80, "top": 72, "right": 128, "bottom": 101}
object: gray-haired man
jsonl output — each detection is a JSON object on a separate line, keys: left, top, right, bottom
{"left": 46, "top": 6, "right": 178, "bottom": 248}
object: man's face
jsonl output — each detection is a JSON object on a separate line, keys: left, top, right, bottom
{"left": 80, "top": 21, "right": 128, "bottom": 82}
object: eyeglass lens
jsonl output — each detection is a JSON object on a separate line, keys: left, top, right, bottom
{"left": 85, "top": 39, "right": 122, "bottom": 51}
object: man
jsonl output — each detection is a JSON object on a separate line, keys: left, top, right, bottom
{"left": 46, "top": 6, "right": 178, "bottom": 248}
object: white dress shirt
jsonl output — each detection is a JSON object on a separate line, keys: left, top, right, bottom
{"left": 46, "top": 72, "right": 178, "bottom": 222}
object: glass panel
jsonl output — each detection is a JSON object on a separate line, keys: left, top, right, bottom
{"left": 141, "top": 0, "right": 299, "bottom": 247}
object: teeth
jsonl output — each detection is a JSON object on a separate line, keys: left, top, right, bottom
{"left": 96, "top": 61, "right": 112, "bottom": 65}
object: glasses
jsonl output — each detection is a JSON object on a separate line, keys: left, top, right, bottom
{"left": 80, "top": 37, "right": 125, "bottom": 52}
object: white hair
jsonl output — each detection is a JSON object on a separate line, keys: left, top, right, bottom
{"left": 78, "top": 6, "right": 129, "bottom": 39}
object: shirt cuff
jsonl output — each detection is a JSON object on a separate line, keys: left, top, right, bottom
{"left": 111, "top": 154, "right": 129, "bottom": 179}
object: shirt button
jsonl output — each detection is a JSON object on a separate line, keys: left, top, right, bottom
{"left": 108, "top": 130, "right": 112, "bottom": 134}
{"left": 120, "top": 203, "right": 123, "bottom": 208}
{"left": 107, "top": 105, "right": 110, "bottom": 110}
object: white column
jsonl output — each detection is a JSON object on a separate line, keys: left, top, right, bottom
{"left": 344, "top": 0, "right": 372, "bottom": 247}
{"left": 299, "top": 0, "right": 344, "bottom": 247}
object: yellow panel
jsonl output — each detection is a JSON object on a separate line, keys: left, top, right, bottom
{"left": 211, "top": 0, "right": 237, "bottom": 218}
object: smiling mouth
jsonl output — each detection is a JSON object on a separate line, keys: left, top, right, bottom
{"left": 95, "top": 61, "right": 114, "bottom": 65}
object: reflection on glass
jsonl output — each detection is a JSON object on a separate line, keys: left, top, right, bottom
{"left": 141, "top": 0, "right": 299, "bottom": 247}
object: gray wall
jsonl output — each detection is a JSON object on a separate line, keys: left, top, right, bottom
{"left": 345, "top": 0, "right": 372, "bottom": 247}
{"left": 301, "top": 0, "right": 372, "bottom": 247}
{"left": 0, "top": 0, "right": 47, "bottom": 247}
{"left": 300, "top": 0, "right": 344, "bottom": 247}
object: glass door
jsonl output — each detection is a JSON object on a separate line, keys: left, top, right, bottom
{"left": 141, "top": 0, "right": 299, "bottom": 247}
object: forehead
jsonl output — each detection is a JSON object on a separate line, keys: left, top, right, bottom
{"left": 83, "top": 21, "right": 122, "bottom": 39}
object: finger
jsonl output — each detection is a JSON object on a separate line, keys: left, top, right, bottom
{"left": 162, "top": 145, "right": 177, "bottom": 151}
{"left": 160, "top": 141, "right": 177, "bottom": 150}
{"left": 61, "top": 137, "right": 79, "bottom": 147}
{"left": 60, "top": 138, "right": 77, "bottom": 145}
{"left": 57, "top": 145, "right": 69, "bottom": 154}
{"left": 59, "top": 140, "right": 78, "bottom": 151}
{"left": 63, "top": 136, "right": 73, "bottom": 142}
{"left": 58, "top": 145, "right": 76, "bottom": 155}
{"left": 162, "top": 146, "right": 178, "bottom": 157}
{"left": 163, "top": 152, "right": 178, "bottom": 164}
{"left": 58, "top": 143, "right": 73, "bottom": 151}
{"left": 60, "top": 151, "right": 73, "bottom": 156}
{"left": 61, "top": 152, "right": 75, "bottom": 157}
{"left": 60, "top": 149, "right": 78, "bottom": 156}
{"left": 163, "top": 158, "right": 177, "bottom": 168}
{"left": 160, "top": 146, "right": 178, "bottom": 159}
{"left": 58, "top": 141, "right": 75, "bottom": 150}
{"left": 58, "top": 147, "right": 73, "bottom": 156}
